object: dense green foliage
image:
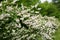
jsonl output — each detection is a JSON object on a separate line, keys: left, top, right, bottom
{"left": 39, "top": 2, "right": 58, "bottom": 16}
{"left": 37, "top": 2, "right": 60, "bottom": 20}
{"left": 52, "top": 0, "right": 60, "bottom": 40}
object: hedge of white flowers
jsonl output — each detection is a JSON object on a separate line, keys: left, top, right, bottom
{"left": 0, "top": 0, "right": 60, "bottom": 40}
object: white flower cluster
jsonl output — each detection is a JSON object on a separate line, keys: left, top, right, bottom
{"left": 13, "top": 4, "right": 59, "bottom": 40}
{"left": 0, "top": 13, "right": 10, "bottom": 20}
{"left": 23, "top": 14, "right": 59, "bottom": 40}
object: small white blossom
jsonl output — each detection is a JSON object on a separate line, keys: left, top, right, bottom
{"left": 0, "top": 3, "right": 2, "bottom": 7}
{"left": 6, "top": 6, "right": 13, "bottom": 12}
{"left": 15, "top": 19, "right": 20, "bottom": 23}
{"left": 45, "top": 21, "right": 53, "bottom": 27}
{"left": 35, "top": 11, "right": 39, "bottom": 13}
{"left": 42, "top": 33, "right": 52, "bottom": 40}
{"left": 12, "top": 29, "right": 15, "bottom": 33}
{"left": 37, "top": 8, "right": 41, "bottom": 10}
{"left": 12, "top": 0, "right": 18, "bottom": 3}
{"left": 31, "top": 5, "right": 35, "bottom": 8}
{"left": 31, "top": 10, "right": 34, "bottom": 13}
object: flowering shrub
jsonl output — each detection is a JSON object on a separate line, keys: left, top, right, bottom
{"left": 0, "top": 0, "right": 60, "bottom": 40}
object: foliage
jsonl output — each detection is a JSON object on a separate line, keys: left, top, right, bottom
{"left": 53, "top": 0, "right": 60, "bottom": 9}
{"left": 38, "top": 2, "right": 58, "bottom": 16}
{"left": 52, "top": 0, "right": 60, "bottom": 20}
{"left": 52, "top": 0, "right": 60, "bottom": 39}
{"left": 0, "top": 0, "right": 60, "bottom": 40}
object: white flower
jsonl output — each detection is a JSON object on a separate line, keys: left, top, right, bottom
{"left": 17, "top": 24, "right": 21, "bottom": 28}
{"left": 45, "top": 21, "right": 53, "bottom": 27}
{"left": 20, "top": 18, "right": 24, "bottom": 20}
{"left": 23, "top": 13, "right": 30, "bottom": 17}
{"left": 0, "top": 14, "right": 4, "bottom": 19}
{"left": 21, "top": 3, "right": 24, "bottom": 10}
{"left": 21, "top": 10, "right": 28, "bottom": 14}
{"left": 7, "top": 30, "right": 10, "bottom": 33}
{"left": 52, "top": 29, "right": 55, "bottom": 33}
{"left": 31, "top": 10, "right": 34, "bottom": 13}
{"left": 0, "top": 3, "right": 2, "bottom": 7}
{"left": 0, "top": 14, "right": 10, "bottom": 19}
{"left": 21, "top": 34, "right": 28, "bottom": 39}
{"left": 42, "top": 33, "right": 52, "bottom": 40}
{"left": 37, "top": 8, "right": 41, "bottom": 10}
{"left": 12, "top": 29, "right": 15, "bottom": 33}
{"left": 35, "top": 11, "right": 39, "bottom": 13}
{"left": 12, "top": 0, "right": 18, "bottom": 3}
{"left": 17, "top": 13, "right": 21, "bottom": 16}
{"left": 6, "top": 6, "right": 13, "bottom": 12}
{"left": 15, "top": 19, "right": 20, "bottom": 22}
{"left": 31, "top": 5, "right": 34, "bottom": 8}
{"left": 5, "top": 14, "right": 10, "bottom": 17}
